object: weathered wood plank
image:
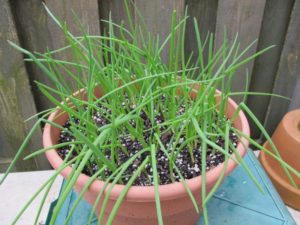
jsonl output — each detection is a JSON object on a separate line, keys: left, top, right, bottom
{"left": 184, "top": 0, "right": 218, "bottom": 65}
{"left": 214, "top": 0, "right": 266, "bottom": 102}
{"left": 289, "top": 75, "right": 300, "bottom": 111}
{"left": 11, "top": 0, "right": 100, "bottom": 111}
{"left": 0, "top": 158, "right": 13, "bottom": 172}
{"left": 246, "top": 0, "right": 295, "bottom": 138}
{"left": 45, "top": 0, "right": 100, "bottom": 91}
{"left": 264, "top": 0, "right": 300, "bottom": 135}
{"left": 9, "top": 0, "right": 54, "bottom": 111}
{"left": 45, "top": 0, "right": 100, "bottom": 46}
{"left": 99, "top": 0, "right": 133, "bottom": 36}
{"left": 135, "top": 0, "right": 185, "bottom": 63}
{"left": 0, "top": 0, "right": 49, "bottom": 172}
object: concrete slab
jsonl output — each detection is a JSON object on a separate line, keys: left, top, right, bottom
{"left": 0, "top": 170, "right": 63, "bottom": 225}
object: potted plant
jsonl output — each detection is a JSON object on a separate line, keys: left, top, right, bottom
{"left": 1, "top": 2, "right": 299, "bottom": 225}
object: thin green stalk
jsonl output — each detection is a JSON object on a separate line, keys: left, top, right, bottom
{"left": 105, "top": 158, "right": 150, "bottom": 225}
{"left": 151, "top": 144, "right": 164, "bottom": 225}
{"left": 240, "top": 103, "right": 298, "bottom": 188}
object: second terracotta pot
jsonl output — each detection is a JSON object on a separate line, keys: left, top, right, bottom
{"left": 260, "top": 109, "right": 300, "bottom": 210}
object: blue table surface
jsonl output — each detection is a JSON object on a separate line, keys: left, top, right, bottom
{"left": 46, "top": 151, "right": 296, "bottom": 225}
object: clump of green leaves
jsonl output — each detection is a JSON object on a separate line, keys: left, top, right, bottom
{"left": 1, "top": 2, "right": 299, "bottom": 225}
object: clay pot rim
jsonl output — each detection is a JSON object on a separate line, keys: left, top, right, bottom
{"left": 260, "top": 142, "right": 300, "bottom": 194}
{"left": 43, "top": 88, "right": 250, "bottom": 201}
{"left": 281, "top": 109, "right": 300, "bottom": 144}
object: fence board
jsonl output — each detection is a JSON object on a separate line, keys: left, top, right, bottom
{"left": 184, "top": 0, "right": 218, "bottom": 65}
{"left": 0, "top": 0, "right": 49, "bottom": 172}
{"left": 214, "top": 0, "right": 266, "bottom": 102}
{"left": 135, "top": 0, "right": 185, "bottom": 63}
{"left": 99, "top": 0, "right": 133, "bottom": 36}
{"left": 246, "top": 0, "right": 295, "bottom": 138}
{"left": 45, "top": 0, "right": 101, "bottom": 77}
{"left": 45, "top": 0, "right": 100, "bottom": 47}
{"left": 45, "top": 0, "right": 100, "bottom": 91}
{"left": 289, "top": 75, "right": 300, "bottom": 111}
{"left": 10, "top": 0, "right": 54, "bottom": 111}
{"left": 11, "top": 0, "right": 100, "bottom": 111}
{"left": 264, "top": 0, "right": 300, "bottom": 135}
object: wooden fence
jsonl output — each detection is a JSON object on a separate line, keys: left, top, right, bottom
{"left": 1, "top": 0, "right": 299, "bottom": 172}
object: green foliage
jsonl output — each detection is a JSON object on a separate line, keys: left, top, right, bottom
{"left": 1, "top": 1, "right": 299, "bottom": 225}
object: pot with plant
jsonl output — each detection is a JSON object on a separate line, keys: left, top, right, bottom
{"left": 1, "top": 2, "right": 299, "bottom": 225}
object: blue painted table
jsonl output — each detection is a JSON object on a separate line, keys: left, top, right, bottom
{"left": 46, "top": 151, "right": 296, "bottom": 225}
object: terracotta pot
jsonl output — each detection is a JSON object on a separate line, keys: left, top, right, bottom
{"left": 259, "top": 109, "right": 300, "bottom": 210}
{"left": 43, "top": 86, "right": 250, "bottom": 225}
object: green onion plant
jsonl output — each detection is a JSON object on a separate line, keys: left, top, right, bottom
{"left": 1, "top": 2, "right": 299, "bottom": 225}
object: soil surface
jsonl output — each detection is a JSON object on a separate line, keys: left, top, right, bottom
{"left": 57, "top": 100, "right": 238, "bottom": 186}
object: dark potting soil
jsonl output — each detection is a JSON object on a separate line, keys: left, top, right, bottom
{"left": 57, "top": 100, "right": 238, "bottom": 186}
